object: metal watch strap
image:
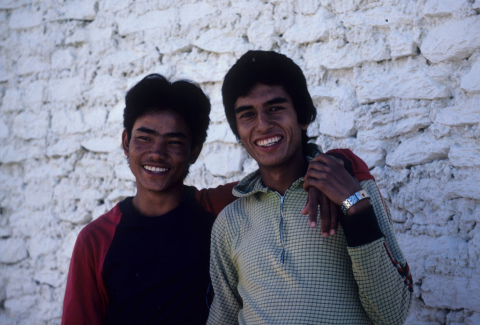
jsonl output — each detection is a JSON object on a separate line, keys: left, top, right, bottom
{"left": 340, "top": 190, "right": 370, "bottom": 215}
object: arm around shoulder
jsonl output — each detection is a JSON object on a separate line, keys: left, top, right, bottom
{"left": 346, "top": 179, "right": 412, "bottom": 325}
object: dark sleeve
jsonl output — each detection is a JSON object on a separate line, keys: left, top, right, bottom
{"left": 339, "top": 205, "right": 384, "bottom": 247}
{"left": 193, "top": 182, "right": 239, "bottom": 217}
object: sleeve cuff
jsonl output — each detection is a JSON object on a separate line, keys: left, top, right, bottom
{"left": 339, "top": 205, "right": 384, "bottom": 247}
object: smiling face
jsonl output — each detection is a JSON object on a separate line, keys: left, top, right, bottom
{"left": 234, "top": 83, "right": 308, "bottom": 171}
{"left": 122, "top": 109, "right": 201, "bottom": 196}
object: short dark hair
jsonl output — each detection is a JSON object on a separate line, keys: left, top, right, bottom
{"left": 222, "top": 51, "right": 317, "bottom": 150}
{"left": 123, "top": 73, "right": 211, "bottom": 149}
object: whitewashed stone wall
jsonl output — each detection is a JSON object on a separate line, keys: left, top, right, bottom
{"left": 0, "top": 0, "right": 479, "bottom": 323}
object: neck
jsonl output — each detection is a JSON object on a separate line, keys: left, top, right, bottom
{"left": 259, "top": 153, "right": 307, "bottom": 196}
{"left": 132, "top": 183, "right": 184, "bottom": 217}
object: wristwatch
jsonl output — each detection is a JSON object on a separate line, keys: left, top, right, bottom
{"left": 340, "top": 190, "right": 370, "bottom": 215}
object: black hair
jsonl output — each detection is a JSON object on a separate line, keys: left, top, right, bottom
{"left": 123, "top": 73, "right": 211, "bottom": 149}
{"left": 222, "top": 50, "right": 317, "bottom": 153}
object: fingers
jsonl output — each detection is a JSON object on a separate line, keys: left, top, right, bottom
{"left": 329, "top": 199, "right": 338, "bottom": 236}
{"left": 307, "top": 187, "right": 319, "bottom": 228}
{"left": 320, "top": 192, "right": 330, "bottom": 237}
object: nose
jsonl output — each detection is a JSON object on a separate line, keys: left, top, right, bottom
{"left": 256, "top": 111, "right": 273, "bottom": 132}
{"left": 148, "top": 139, "right": 167, "bottom": 160}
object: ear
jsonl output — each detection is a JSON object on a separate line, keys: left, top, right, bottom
{"left": 122, "top": 129, "right": 130, "bottom": 157}
{"left": 189, "top": 144, "right": 202, "bottom": 165}
{"left": 300, "top": 122, "right": 310, "bottom": 131}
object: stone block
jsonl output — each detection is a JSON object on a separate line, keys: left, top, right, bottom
{"left": 48, "top": 77, "right": 83, "bottom": 103}
{"left": 0, "top": 227, "right": 12, "bottom": 238}
{"left": 295, "top": 0, "right": 321, "bottom": 15}
{"left": 65, "top": 28, "right": 88, "bottom": 45}
{"left": 358, "top": 116, "right": 432, "bottom": 140}
{"left": 25, "top": 180, "right": 55, "bottom": 210}
{"left": 76, "top": 157, "right": 114, "bottom": 179}
{"left": 447, "top": 172, "right": 480, "bottom": 200}
{"left": 176, "top": 54, "right": 233, "bottom": 83}
{"left": 28, "top": 235, "right": 60, "bottom": 259}
{"left": 81, "top": 137, "right": 120, "bottom": 153}
{"left": 422, "top": 273, "right": 480, "bottom": 312}
{"left": 319, "top": 107, "right": 356, "bottom": 138}
{"left": 88, "top": 26, "right": 113, "bottom": 42}
{"left": 179, "top": 2, "right": 216, "bottom": 27}
{"left": 51, "top": 49, "right": 74, "bottom": 70}
{"left": 193, "top": 29, "right": 252, "bottom": 54}
{"left": 157, "top": 37, "right": 191, "bottom": 55}
{"left": 305, "top": 37, "right": 390, "bottom": 70}
{"left": 460, "top": 60, "right": 480, "bottom": 94}
{"left": 354, "top": 141, "right": 386, "bottom": 168}
{"left": 114, "top": 163, "right": 135, "bottom": 181}
{"left": 449, "top": 146, "right": 480, "bottom": 168}
{"left": 4, "top": 295, "right": 37, "bottom": 317}
{"left": 386, "top": 134, "right": 449, "bottom": 168}
{"left": 389, "top": 30, "right": 416, "bottom": 59}
{"left": 424, "top": 0, "right": 466, "bottom": 17}
{"left": 465, "top": 313, "right": 480, "bottom": 325}
{"left": 16, "top": 56, "right": 50, "bottom": 76}
{"left": 421, "top": 16, "right": 480, "bottom": 63}
{"left": 354, "top": 61, "right": 451, "bottom": 104}
{"left": 12, "top": 111, "right": 49, "bottom": 140}
{"left": 100, "top": 51, "right": 147, "bottom": 69}
{"left": 117, "top": 8, "right": 177, "bottom": 36}
{"left": 102, "top": 0, "right": 131, "bottom": 12}
{"left": 247, "top": 20, "right": 276, "bottom": 49}
{"left": 33, "top": 269, "right": 64, "bottom": 288}
{"left": 51, "top": 110, "right": 88, "bottom": 135}
{"left": 435, "top": 105, "right": 480, "bottom": 126}
{"left": 46, "top": 138, "right": 81, "bottom": 157}
{"left": 0, "top": 140, "right": 45, "bottom": 164}
{"left": 23, "top": 80, "right": 46, "bottom": 108}
{"left": 8, "top": 10, "right": 42, "bottom": 30}
{"left": 341, "top": 6, "right": 414, "bottom": 28}
{"left": 60, "top": 0, "right": 96, "bottom": 21}
{"left": 284, "top": 8, "right": 334, "bottom": 44}
{"left": 107, "top": 101, "right": 124, "bottom": 124}
{"left": 0, "top": 118, "right": 8, "bottom": 138}
{"left": 83, "top": 107, "right": 107, "bottom": 130}
{"left": 1, "top": 88, "right": 22, "bottom": 113}
{"left": 0, "top": 0, "right": 26, "bottom": 10}
{"left": 202, "top": 143, "right": 247, "bottom": 178}
{"left": 205, "top": 123, "right": 238, "bottom": 144}
{"left": 0, "top": 238, "right": 28, "bottom": 264}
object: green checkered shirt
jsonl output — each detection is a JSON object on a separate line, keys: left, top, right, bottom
{"left": 207, "top": 150, "right": 412, "bottom": 324}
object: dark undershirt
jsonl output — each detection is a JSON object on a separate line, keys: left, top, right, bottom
{"left": 103, "top": 187, "right": 215, "bottom": 324}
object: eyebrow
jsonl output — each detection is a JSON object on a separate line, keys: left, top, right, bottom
{"left": 234, "top": 97, "right": 289, "bottom": 115}
{"left": 135, "top": 127, "right": 187, "bottom": 139}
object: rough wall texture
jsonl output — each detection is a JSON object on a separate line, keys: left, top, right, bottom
{"left": 0, "top": 0, "right": 479, "bottom": 324}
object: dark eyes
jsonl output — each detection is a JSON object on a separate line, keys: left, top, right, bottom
{"left": 240, "top": 112, "right": 254, "bottom": 119}
{"left": 270, "top": 106, "right": 283, "bottom": 111}
{"left": 138, "top": 136, "right": 151, "bottom": 141}
{"left": 239, "top": 106, "right": 283, "bottom": 119}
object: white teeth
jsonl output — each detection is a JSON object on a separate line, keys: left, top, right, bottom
{"left": 144, "top": 165, "right": 168, "bottom": 173}
{"left": 256, "top": 136, "right": 281, "bottom": 147}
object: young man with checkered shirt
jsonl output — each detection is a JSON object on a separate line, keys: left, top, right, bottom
{"left": 207, "top": 51, "right": 413, "bottom": 324}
